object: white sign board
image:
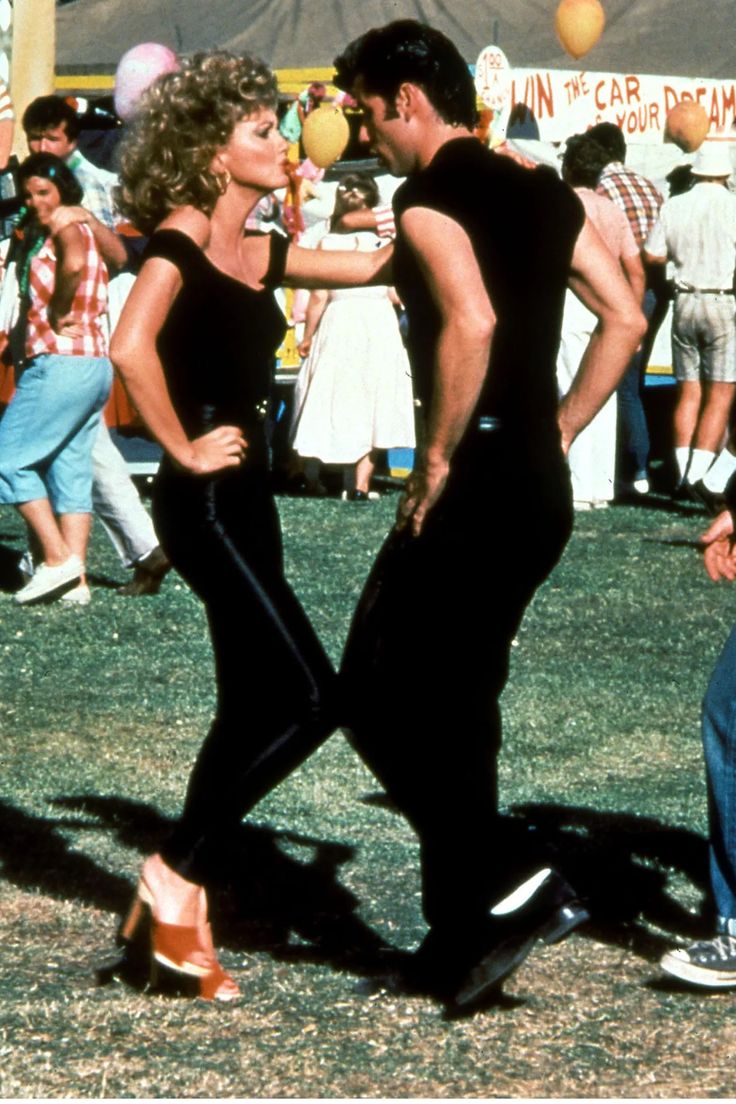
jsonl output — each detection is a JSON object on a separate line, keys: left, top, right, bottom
{"left": 499, "top": 68, "right": 736, "bottom": 144}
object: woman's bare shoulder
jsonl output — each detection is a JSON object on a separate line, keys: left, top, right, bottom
{"left": 158, "top": 206, "right": 211, "bottom": 248}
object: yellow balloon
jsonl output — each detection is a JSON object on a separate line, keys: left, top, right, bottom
{"left": 302, "top": 104, "right": 350, "bottom": 169}
{"left": 665, "top": 101, "right": 710, "bottom": 153}
{"left": 555, "top": 0, "right": 605, "bottom": 60}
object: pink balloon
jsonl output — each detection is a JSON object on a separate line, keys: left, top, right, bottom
{"left": 114, "top": 43, "right": 180, "bottom": 121}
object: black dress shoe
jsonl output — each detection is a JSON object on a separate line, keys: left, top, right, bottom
{"left": 117, "top": 545, "right": 171, "bottom": 597}
{"left": 414, "top": 868, "right": 589, "bottom": 1012}
{"left": 688, "top": 479, "right": 726, "bottom": 516}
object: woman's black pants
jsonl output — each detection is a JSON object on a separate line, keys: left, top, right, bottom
{"left": 151, "top": 462, "right": 337, "bottom": 885}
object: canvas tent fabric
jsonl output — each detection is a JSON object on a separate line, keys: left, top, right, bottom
{"left": 56, "top": 0, "right": 735, "bottom": 79}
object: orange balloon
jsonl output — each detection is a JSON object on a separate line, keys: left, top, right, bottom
{"left": 302, "top": 104, "right": 350, "bottom": 169}
{"left": 555, "top": 0, "right": 605, "bottom": 60}
{"left": 665, "top": 101, "right": 710, "bottom": 152}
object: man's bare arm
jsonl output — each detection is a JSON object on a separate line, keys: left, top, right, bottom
{"left": 558, "top": 218, "right": 647, "bottom": 454}
{"left": 622, "top": 250, "right": 646, "bottom": 304}
{"left": 396, "top": 206, "right": 495, "bottom": 536}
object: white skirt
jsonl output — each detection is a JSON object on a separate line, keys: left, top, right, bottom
{"left": 291, "top": 293, "right": 415, "bottom": 464}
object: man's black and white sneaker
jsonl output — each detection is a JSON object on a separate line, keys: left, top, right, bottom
{"left": 660, "top": 935, "right": 736, "bottom": 988}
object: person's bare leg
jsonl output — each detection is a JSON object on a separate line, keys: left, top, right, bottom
{"left": 59, "top": 513, "right": 92, "bottom": 585}
{"left": 16, "top": 499, "right": 69, "bottom": 565}
{"left": 355, "top": 450, "right": 377, "bottom": 494}
{"left": 674, "top": 380, "right": 703, "bottom": 448}
{"left": 692, "top": 382, "right": 736, "bottom": 453}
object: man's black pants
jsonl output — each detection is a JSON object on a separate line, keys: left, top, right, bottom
{"left": 340, "top": 428, "right": 573, "bottom": 935}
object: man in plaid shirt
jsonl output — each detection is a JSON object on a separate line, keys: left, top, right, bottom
{"left": 589, "top": 122, "right": 667, "bottom": 497}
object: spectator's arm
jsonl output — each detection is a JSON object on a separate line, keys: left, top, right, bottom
{"left": 48, "top": 223, "right": 86, "bottom": 328}
{"left": 559, "top": 216, "right": 647, "bottom": 454}
{"left": 0, "top": 117, "right": 12, "bottom": 172}
{"left": 49, "top": 205, "right": 128, "bottom": 272}
{"left": 297, "top": 289, "right": 329, "bottom": 358}
{"left": 334, "top": 208, "right": 378, "bottom": 232}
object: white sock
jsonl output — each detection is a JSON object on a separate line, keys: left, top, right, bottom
{"left": 687, "top": 448, "right": 716, "bottom": 484}
{"left": 703, "top": 448, "right": 736, "bottom": 492}
{"left": 675, "top": 446, "right": 691, "bottom": 481}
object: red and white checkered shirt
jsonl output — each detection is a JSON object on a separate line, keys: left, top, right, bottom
{"left": 26, "top": 223, "right": 109, "bottom": 359}
{"left": 596, "top": 162, "right": 664, "bottom": 250}
{"left": 373, "top": 203, "right": 396, "bottom": 239}
{"left": 0, "top": 80, "right": 14, "bottom": 123}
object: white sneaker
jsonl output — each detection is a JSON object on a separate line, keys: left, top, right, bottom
{"left": 14, "top": 555, "right": 82, "bottom": 605}
{"left": 61, "top": 583, "right": 91, "bottom": 606}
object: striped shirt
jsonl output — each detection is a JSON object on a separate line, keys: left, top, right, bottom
{"left": 373, "top": 203, "right": 396, "bottom": 239}
{"left": 596, "top": 162, "right": 663, "bottom": 249}
{"left": 26, "top": 222, "right": 109, "bottom": 358}
{"left": 66, "top": 148, "right": 118, "bottom": 230}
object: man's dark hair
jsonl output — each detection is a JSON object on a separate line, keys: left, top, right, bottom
{"left": 21, "top": 95, "right": 81, "bottom": 142}
{"left": 562, "top": 133, "right": 611, "bottom": 188}
{"left": 334, "top": 20, "right": 477, "bottom": 129}
{"left": 18, "top": 152, "right": 84, "bottom": 206}
{"left": 586, "top": 122, "right": 626, "bottom": 163}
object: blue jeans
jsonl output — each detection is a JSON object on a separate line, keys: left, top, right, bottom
{"left": 0, "top": 353, "right": 112, "bottom": 513}
{"left": 616, "top": 288, "right": 660, "bottom": 484}
{"left": 702, "top": 623, "right": 736, "bottom": 933}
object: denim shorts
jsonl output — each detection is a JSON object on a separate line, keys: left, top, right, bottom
{"left": 672, "top": 291, "right": 736, "bottom": 383}
{"left": 0, "top": 353, "right": 112, "bottom": 513}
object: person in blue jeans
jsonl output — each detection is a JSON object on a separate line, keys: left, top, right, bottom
{"left": 660, "top": 496, "right": 736, "bottom": 985}
{"left": 0, "top": 153, "right": 112, "bottom": 606}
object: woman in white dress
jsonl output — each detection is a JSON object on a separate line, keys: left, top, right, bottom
{"left": 291, "top": 174, "right": 415, "bottom": 500}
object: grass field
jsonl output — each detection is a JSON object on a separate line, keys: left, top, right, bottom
{"left": 1, "top": 487, "right": 736, "bottom": 1098}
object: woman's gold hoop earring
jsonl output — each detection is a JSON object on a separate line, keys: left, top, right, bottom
{"left": 215, "top": 169, "right": 231, "bottom": 195}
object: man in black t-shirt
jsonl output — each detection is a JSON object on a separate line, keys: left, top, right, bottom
{"left": 335, "top": 21, "right": 646, "bottom": 1012}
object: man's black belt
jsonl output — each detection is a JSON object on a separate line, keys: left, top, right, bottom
{"left": 675, "top": 285, "right": 734, "bottom": 295}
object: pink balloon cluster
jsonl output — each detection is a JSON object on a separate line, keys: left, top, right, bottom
{"left": 114, "top": 42, "right": 180, "bottom": 122}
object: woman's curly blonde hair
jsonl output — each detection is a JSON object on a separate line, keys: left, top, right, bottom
{"left": 115, "top": 50, "right": 278, "bottom": 234}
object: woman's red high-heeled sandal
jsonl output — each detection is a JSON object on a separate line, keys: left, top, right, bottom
{"left": 118, "top": 864, "right": 240, "bottom": 1002}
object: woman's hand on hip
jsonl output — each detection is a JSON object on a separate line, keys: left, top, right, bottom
{"left": 181, "top": 425, "right": 248, "bottom": 475}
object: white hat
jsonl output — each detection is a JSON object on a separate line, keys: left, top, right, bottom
{"left": 691, "top": 142, "right": 734, "bottom": 178}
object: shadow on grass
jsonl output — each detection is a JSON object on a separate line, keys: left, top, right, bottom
{"left": 0, "top": 540, "right": 24, "bottom": 591}
{"left": 612, "top": 492, "right": 706, "bottom": 518}
{"left": 0, "top": 794, "right": 395, "bottom": 983}
{"left": 0, "top": 792, "right": 712, "bottom": 1001}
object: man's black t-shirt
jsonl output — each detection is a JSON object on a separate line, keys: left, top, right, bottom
{"left": 392, "top": 138, "right": 584, "bottom": 455}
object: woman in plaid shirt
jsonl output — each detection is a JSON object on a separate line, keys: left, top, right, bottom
{"left": 0, "top": 153, "right": 112, "bottom": 605}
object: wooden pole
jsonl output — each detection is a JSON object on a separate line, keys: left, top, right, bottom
{"left": 11, "top": 0, "right": 56, "bottom": 157}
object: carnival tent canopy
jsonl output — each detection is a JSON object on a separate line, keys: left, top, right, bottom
{"left": 56, "top": 0, "right": 735, "bottom": 79}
